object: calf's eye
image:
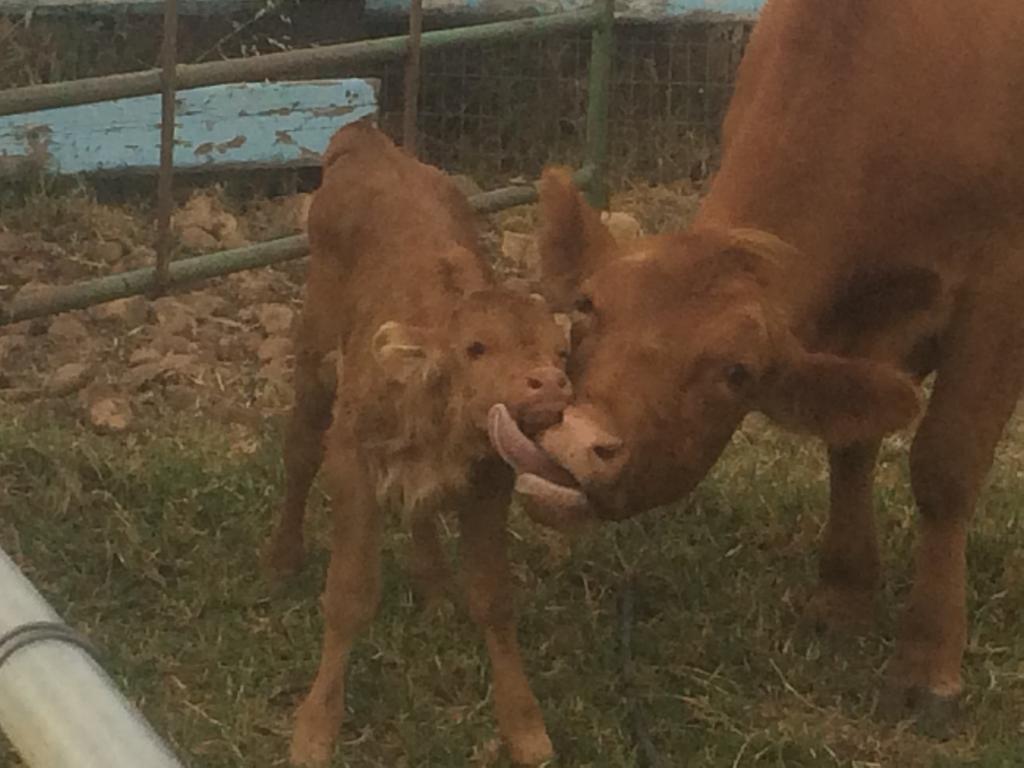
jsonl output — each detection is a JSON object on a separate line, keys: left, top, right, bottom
{"left": 726, "top": 363, "right": 752, "bottom": 390}
{"left": 466, "top": 341, "right": 487, "bottom": 360}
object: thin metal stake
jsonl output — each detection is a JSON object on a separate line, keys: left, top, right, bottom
{"left": 584, "top": 0, "right": 615, "bottom": 209}
{"left": 155, "top": 0, "right": 179, "bottom": 292}
{"left": 402, "top": 0, "right": 424, "bottom": 156}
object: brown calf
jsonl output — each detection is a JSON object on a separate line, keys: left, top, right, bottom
{"left": 264, "top": 120, "right": 569, "bottom": 764}
{"left": 508, "top": 0, "right": 1024, "bottom": 729}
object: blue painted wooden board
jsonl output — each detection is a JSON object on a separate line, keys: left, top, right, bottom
{"left": 0, "top": 0, "right": 765, "bottom": 18}
{"left": 0, "top": 79, "right": 379, "bottom": 177}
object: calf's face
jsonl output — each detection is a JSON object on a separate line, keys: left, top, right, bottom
{"left": 508, "top": 168, "right": 922, "bottom": 524}
{"left": 373, "top": 288, "right": 572, "bottom": 455}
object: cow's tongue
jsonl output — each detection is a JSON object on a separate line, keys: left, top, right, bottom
{"left": 488, "top": 403, "right": 591, "bottom": 532}
{"left": 487, "top": 404, "right": 577, "bottom": 487}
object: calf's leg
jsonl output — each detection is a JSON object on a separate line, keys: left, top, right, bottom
{"left": 409, "top": 507, "right": 451, "bottom": 609}
{"left": 888, "top": 281, "right": 1024, "bottom": 727}
{"left": 290, "top": 450, "right": 381, "bottom": 766}
{"left": 809, "top": 440, "right": 881, "bottom": 633}
{"left": 459, "top": 477, "right": 552, "bottom": 765}
{"left": 265, "top": 340, "right": 335, "bottom": 576}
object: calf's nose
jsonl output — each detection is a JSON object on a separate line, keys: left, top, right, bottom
{"left": 516, "top": 366, "right": 572, "bottom": 434}
{"left": 524, "top": 366, "right": 572, "bottom": 399}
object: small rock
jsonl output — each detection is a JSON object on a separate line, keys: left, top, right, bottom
{"left": 91, "top": 241, "right": 125, "bottom": 263}
{"left": 601, "top": 211, "right": 644, "bottom": 244}
{"left": 152, "top": 297, "right": 194, "bottom": 337}
{"left": 217, "top": 223, "right": 249, "bottom": 251}
{"left": 173, "top": 192, "right": 248, "bottom": 251}
{"left": 124, "top": 352, "right": 195, "bottom": 389}
{"left": 150, "top": 332, "right": 192, "bottom": 355}
{"left": 501, "top": 231, "right": 540, "bottom": 274}
{"left": 129, "top": 347, "right": 162, "bottom": 366}
{"left": 181, "top": 292, "right": 227, "bottom": 318}
{"left": 89, "top": 396, "right": 132, "bottom": 433}
{"left": 257, "top": 336, "right": 293, "bottom": 363}
{"left": 91, "top": 296, "right": 150, "bottom": 326}
{"left": 13, "top": 281, "right": 54, "bottom": 305}
{"left": 450, "top": 174, "right": 484, "bottom": 198}
{"left": 125, "top": 245, "right": 157, "bottom": 269}
{"left": 178, "top": 225, "right": 220, "bottom": 252}
{"left": 284, "top": 193, "right": 313, "bottom": 232}
{"left": 256, "top": 303, "right": 295, "bottom": 336}
{"left": 45, "top": 362, "right": 94, "bottom": 396}
{"left": 0, "top": 231, "right": 26, "bottom": 254}
{"left": 164, "top": 384, "right": 198, "bottom": 410}
{"left": 0, "top": 334, "right": 27, "bottom": 365}
{"left": 47, "top": 314, "right": 90, "bottom": 343}
{"left": 231, "top": 270, "right": 275, "bottom": 301}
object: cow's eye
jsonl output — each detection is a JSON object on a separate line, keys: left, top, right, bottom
{"left": 466, "top": 341, "right": 487, "bottom": 360}
{"left": 575, "top": 295, "right": 595, "bottom": 314}
{"left": 725, "top": 363, "right": 752, "bottom": 390}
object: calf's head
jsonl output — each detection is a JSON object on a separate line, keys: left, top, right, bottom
{"left": 372, "top": 288, "right": 573, "bottom": 462}
{"left": 509, "top": 168, "right": 921, "bottom": 522}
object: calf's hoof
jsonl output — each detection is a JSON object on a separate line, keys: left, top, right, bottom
{"left": 288, "top": 736, "right": 332, "bottom": 767}
{"left": 506, "top": 727, "right": 554, "bottom": 765}
{"left": 803, "top": 584, "right": 875, "bottom": 637}
{"left": 289, "top": 702, "right": 340, "bottom": 766}
{"left": 879, "top": 682, "right": 961, "bottom": 739}
{"left": 410, "top": 569, "right": 453, "bottom": 613}
{"left": 263, "top": 533, "right": 306, "bottom": 578}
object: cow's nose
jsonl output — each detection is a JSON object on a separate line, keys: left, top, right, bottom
{"left": 538, "top": 406, "right": 628, "bottom": 487}
{"left": 591, "top": 436, "right": 624, "bottom": 463}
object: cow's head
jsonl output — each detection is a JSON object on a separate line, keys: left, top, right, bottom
{"left": 373, "top": 286, "right": 573, "bottom": 463}
{"left": 508, "top": 168, "right": 921, "bottom": 524}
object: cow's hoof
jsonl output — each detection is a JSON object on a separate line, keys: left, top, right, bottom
{"left": 263, "top": 534, "right": 305, "bottom": 579}
{"left": 804, "top": 584, "right": 874, "bottom": 637}
{"left": 879, "top": 683, "right": 961, "bottom": 739}
{"left": 507, "top": 727, "right": 554, "bottom": 765}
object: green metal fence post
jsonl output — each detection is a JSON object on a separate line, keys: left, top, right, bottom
{"left": 584, "top": 0, "right": 615, "bottom": 209}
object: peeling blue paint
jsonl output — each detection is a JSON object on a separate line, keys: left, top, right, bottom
{"left": 0, "top": 79, "right": 378, "bottom": 176}
{"left": 0, "top": 0, "right": 765, "bottom": 18}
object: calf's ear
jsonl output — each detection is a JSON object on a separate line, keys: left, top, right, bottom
{"left": 756, "top": 348, "right": 921, "bottom": 446}
{"left": 372, "top": 321, "right": 437, "bottom": 384}
{"left": 536, "top": 166, "right": 617, "bottom": 310}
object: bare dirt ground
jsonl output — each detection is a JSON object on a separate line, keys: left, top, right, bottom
{"left": 0, "top": 177, "right": 698, "bottom": 440}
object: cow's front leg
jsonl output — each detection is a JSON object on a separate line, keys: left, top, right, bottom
{"left": 887, "top": 283, "right": 1024, "bottom": 733}
{"left": 807, "top": 440, "right": 881, "bottom": 635}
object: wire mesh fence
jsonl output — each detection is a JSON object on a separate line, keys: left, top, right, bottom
{"left": 0, "top": 5, "right": 751, "bottom": 185}
{"left": 362, "top": 18, "right": 751, "bottom": 183}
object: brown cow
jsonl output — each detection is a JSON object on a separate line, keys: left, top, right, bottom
{"left": 508, "top": 0, "right": 1024, "bottom": 727}
{"left": 263, "top": 120, "right": 570, "bottom": 765}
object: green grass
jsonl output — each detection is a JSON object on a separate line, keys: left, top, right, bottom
{"left": 1, "top": 403, "right": 1023, "bottom": 767}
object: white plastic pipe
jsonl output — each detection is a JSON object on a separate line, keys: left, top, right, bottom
{"left": 0, "top": 546, "right": 186, "bottom": 767}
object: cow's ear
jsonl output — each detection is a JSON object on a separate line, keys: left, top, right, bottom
{"left": 756, "top": 346, "right": 921, "bottom": 445}
{"left": 536, "top": 166, "right": 618, "bottom": 311}
{"left": 372, "top": 322, "right": 438, "bottom": 384}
